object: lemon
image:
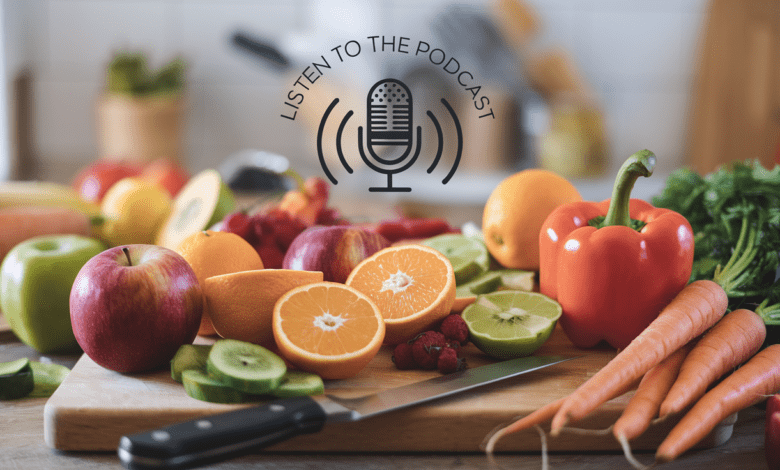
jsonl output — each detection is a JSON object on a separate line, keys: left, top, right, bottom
{"left": 98, "top": 177, "right": 172, "bottom": 246}
{"left": 421, "top": 234, "right": 490, "bottom": 284}
{"left": 462, "top": 291, "right": 562, "bottom": 359}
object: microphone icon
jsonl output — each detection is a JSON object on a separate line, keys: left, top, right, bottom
{"left": 358, "top": 79, "right": 422, "bottom": 192}
{"left": 316, "top": 77, "right": 461, "bottom": 191}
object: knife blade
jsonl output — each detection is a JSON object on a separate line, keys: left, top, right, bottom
{"left": 117, "top": 354, "right": 575, "bottom": 469}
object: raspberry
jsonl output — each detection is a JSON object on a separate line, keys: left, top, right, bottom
{"left": 411, "top": 331, "right": 446, "bottom": 370}
{"left": 437, "top": 346, "right": 466, "bottom": 374}
{"left": 391, "top": 342, "right": 416, "bottom": 370}
{"left": 253, "top": 234, "right": 285, "bottom": 269}
{"left": 222, "top": 211, "right": 252, "bottom": 240}
{"left": 439, "top": 314, "right": 469, "bottom": 345}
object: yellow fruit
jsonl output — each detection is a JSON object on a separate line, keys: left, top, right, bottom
{"left": 345, "top": 244, "right": 456, "bottom": 345}
{"left": 98, "top": 177, "right": 172, "bottom": 246}
{"left": 205, "top": 269, "right": 323, "bottom": 348}
{"left": 0, "top": 181, "right": 101, "bottom": 217}
{"left": 175, "top": 230, "right": 264, "bottom": 336}
{"left": 482, "top": 169, "right": 582, "bottom": 271}
{"left": 273, "top": 281, "right": 385, "bottom": 380}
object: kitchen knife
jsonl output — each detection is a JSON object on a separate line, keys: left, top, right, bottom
{"left": 118, "top": 354, "right": 575, "bottom": 469}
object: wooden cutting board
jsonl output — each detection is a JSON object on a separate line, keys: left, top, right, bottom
{"left": 43, "top": 325, "right": 735, "bottom": 453}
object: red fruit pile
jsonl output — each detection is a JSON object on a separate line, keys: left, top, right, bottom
{"left": 220, "top": 176, "right": 349, "bottom": 268}
{"left": 392, "top": 314, "right": 469, "bottom": 374}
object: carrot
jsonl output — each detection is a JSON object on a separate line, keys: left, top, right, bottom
{"left": 612, "top": 344, "right": 691, "bottom": 469}
{"left": 0, "top": 206, "right": 94, "bottom": 262}
{"left": 483, "top": 397, "right": 566, "bottom": 454}
{"left": 483, "top": 376, "right": 643, "bottom": 454}
{"left": 549, "top": 280, "right": 729, "bottom": 435}
{"left": 613, "top": 343, "right": 691, "bottom": 443}
{"left": 658, "top": 308, "right": 767, "bottom": 419}
{"left": 656, "top": 344, "right": 780, "bottom": 462}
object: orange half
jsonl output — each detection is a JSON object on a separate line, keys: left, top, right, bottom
{"left": 272, "top": 282, "right": 385, "bottom": 380}
{"left": 345, "top": 244, "right": 456, "bottom": 344}
{"left": 205, "top": 269, "right": 323, "bottom": 348}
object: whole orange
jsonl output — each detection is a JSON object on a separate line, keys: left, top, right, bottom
{"left": 175, "top": 230, "right": 264, "bottom": 336}
{"left": 482, "top": 169, "right": 582, "bottom": 271}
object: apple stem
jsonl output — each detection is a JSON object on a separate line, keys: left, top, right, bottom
{"left": 123, "top": 247, "right": 132, "bottom": 266}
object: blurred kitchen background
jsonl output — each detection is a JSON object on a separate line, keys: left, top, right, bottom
{"left": 1, "top": 0, "right": 778, "bottom": 223}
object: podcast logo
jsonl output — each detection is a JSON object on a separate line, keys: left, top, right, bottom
{"left": 280, "top": 35, "right": 497, "bottom": 193}
{"left": 318, "top": 78, "right": 462, "bottom": 192}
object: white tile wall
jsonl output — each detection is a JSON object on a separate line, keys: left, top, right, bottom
{"left": 15, "top": 0, "right": 708, "bottom": 182}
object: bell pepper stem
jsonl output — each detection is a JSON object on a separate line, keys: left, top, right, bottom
{"left": 603, "top": 150, "right": 656, "bottom": 227}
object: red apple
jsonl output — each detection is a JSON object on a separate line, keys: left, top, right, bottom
{"left": 71, "top": 159, "right": 143, "bottom": 204}
{"left": 767, "top": 394, "right": 780, "bottom": 470}
{"left": 69, "top": 244, "right": 202, "bottom": 373}
{"left": 282, "top": 225, "right": 390, "bottom": 283}
{"left": 141, "top": 158, "right": 191, "bottom": 197}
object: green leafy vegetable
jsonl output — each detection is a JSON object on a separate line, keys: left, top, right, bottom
{"left": 653, "top": 160, "right": 780, "bottom": 322}
{"left": 107, "top": 52, "right": 185, "bottom": 96}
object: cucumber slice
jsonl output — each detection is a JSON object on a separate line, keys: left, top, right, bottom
{"left": 171, "top": 344, "right": 212, "bottom": 383}
{"left": 0, "top": 358, "right": 29, "bottom": 376}
{"left": 271, "top": 370, "right": 324, "bottom": 398}
{"left": 28, "top": 362, "right": 70, "bottom": 398}
{"left": 181, "top": 369, "right": 248, "bottom": 404}
{"left": 0, "top": 358, "right": 34, "bottom": 400}
{"left": 206, "top": 339, "right": 286, "bottom": 395}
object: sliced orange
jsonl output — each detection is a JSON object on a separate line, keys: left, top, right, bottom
{"left": 345, "top": 244, "right": 456, "bottom": 345}
{"left": 175, "top": 230, "right": 264, "bottom": 336}
{"left": 273, "top": 282, "right": 385, "bottom": 380}
{"left": 205, "top": 269, "right": 324, "bottom": 348}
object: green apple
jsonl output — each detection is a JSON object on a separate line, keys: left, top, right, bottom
{"left": 1, "top": 235, "right": 106, "bottom": 353}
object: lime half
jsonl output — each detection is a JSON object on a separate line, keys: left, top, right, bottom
{"left": 421, "top": 234, "right": 490, "bottom": 284}
{"left": 456, "top": 271, "right": 502, "bottom": 298}
{"left": 462, "top": 291, "right": 562, "bottom": 359}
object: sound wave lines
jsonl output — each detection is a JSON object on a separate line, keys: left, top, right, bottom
{"left": 316, "top": 78, "right": 463, "bottom": 192}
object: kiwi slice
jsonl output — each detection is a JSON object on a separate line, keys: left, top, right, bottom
{"left": 0, "top": 358, "right": 34, "bottom": 400}
{"left": 181, "top": 369, "right": 249, "bottom": 404}
{"left": 171, "top": 344, "right": 212, "bottom": 383}
{"left": 206, "top": 339, "right": 286, "bottom": 395}
{"left": 272, "top": 371, "right": 324, "bottom": 398}
{"left": 28, "top": 362, "right": 70, "bottom": 398}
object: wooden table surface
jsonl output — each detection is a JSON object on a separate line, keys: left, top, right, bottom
{"left": 0, "top": 314, "right": 770, "bottom": 470}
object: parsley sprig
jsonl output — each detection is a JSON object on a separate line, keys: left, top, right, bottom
{"left": 653, "top": 160, "right": 780, "bottom": 324}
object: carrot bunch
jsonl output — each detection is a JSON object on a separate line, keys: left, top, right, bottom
{"left": 483, "top": 279, "right": 780, "bottom": 466}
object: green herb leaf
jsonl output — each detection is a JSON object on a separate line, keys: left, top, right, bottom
{"left": 654, "top": 160, "right": 780, "bottom": 314}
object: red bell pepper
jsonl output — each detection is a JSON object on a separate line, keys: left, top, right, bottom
{"left": 539, "top": 150, "right": 694, "bottom": 349}
{"left": 768, "top": 394, "right": 780, "bottom": 470}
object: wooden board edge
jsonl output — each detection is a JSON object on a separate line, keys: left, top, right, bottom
{"left": 41, "top": 398, "right": 736, "bottom": 453}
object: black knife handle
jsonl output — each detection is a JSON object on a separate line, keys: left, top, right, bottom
{"left": 118, "top": 396, "right": 326, "bottom": 470}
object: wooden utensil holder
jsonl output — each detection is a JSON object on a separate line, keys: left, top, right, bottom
{"left": 96, "top": 94, "right": 185, "bottom": 164}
